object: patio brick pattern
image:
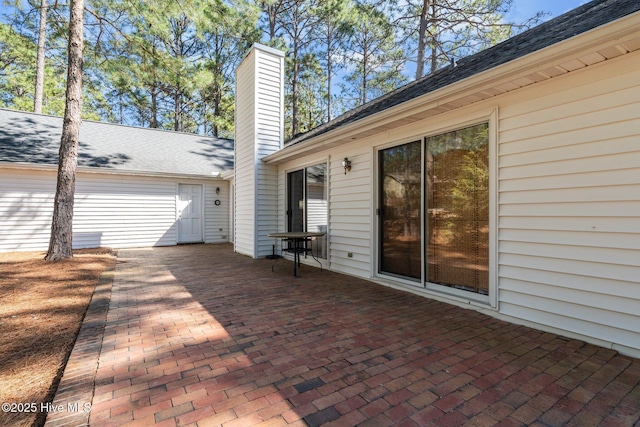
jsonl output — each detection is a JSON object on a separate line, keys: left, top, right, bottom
{"left": 46, "top": 244, "right": 640, "bottom": 426}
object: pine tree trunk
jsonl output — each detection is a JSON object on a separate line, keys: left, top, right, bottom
{"left": 45, "top": 0, "right": 84, "bottom": 262}
{"left": 174, "top": 93, "right": 181, "bottom": 131}
{"left": 34, "top": 0, "right": 47, "bottom": 113}
{"left": 291, "top": 46, "right": 299, "bottom": 137}
{"left": 326, "top": 47, "right": 332, "bottom": 122}
{"left": 150, "top": 85, "right": 159, "bottom": 128}
{"left": 430, "top": 2, "right": 438, "bottom": 74}
{"left": 415, "top": 0, "right": 429, "bottom": 80}
{"left": 362, "top": 50, "right": 368, "bottom": 105}
{"left": 213, "top": 90, "right": 221, "bottom": 137}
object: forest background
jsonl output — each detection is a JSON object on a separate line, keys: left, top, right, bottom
{"left": 1, "top": 0, "right": 567, "bottom": 142}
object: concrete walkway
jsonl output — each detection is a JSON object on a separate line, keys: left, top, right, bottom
{"left": 46, "top": 244, "right": 640, "bottom": 426}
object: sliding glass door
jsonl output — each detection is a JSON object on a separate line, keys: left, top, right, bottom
{"left": 378, "top": 122, "right": 490, "bottom": 295}
{"left": 287, "top": 163, "right": 327, "bottom": 259}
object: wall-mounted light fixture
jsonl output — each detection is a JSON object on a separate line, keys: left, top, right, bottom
{"left": 342, "top": 157, "right": 352, "bottom": 175}
{"left": 216, "top": 186, "right": 220, "bottom": 195}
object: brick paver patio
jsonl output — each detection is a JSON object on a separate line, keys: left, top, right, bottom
{"left": 46, "top": 244, "right": 640, "bottom": 426}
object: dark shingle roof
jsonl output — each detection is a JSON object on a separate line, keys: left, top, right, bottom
{"left": 0, "top": 109, "right": 234, "bottom": 176}
{"left": 286, "top": 0, "right": 640, "bottom": 147}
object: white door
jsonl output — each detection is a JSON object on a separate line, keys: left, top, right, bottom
{"left": 177, "top": 184, "right": 203, "bottom": 243}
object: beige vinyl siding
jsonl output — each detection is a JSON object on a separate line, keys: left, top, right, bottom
{"left": 261, "top": 31, "right": 640, "bottom": 356}
{"left": 328, "top": 151, "right": 372, "bottom": 277}
{"left": 234, "top": 49, "right": 257, "bottom": 257}
{"left": 234, "top": 45, "right": 283, "bottom": 258}
{"left": 227, "top": 180, "right": 235, "bottom": 243}
{"left": 255, "top": 49, "right": 283, "bottom": 256}
{"left": 0, "top": 167, "right": 229, "bottom": 252}
{"left": 204, "top": 182, "right": 230, "bottom": 243}
{"left": 256, "top": 163, "right": 278, "bottom": 256}
{"left": 497, "top": 54, "right": 640, "bottom": 353}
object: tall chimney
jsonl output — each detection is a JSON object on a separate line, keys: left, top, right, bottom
{"left": 234, "top": 44, "right": 284, "bottom": 258}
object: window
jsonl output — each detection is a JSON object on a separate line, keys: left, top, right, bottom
{"left": 287, "top": 163, "right": 328, "bottom": 259}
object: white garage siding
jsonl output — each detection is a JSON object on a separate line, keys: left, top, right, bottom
{"left": 0, "top": 168, "right": 56, "bottom": 251}
{"left": 497, "top": 53, "right": 640, "bottom": 354}
{"left": 204, "top": 182, "right": 230, "bottom": 244}
{"left": 0, "top": 167, "right": 229, "bottom": 252}
{"left": 73, "top": 174, "right": 177, "bottom": 249}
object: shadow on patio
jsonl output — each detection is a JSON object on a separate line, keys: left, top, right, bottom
{"left": 48, "top": 244, "right": 640, "bottom": 427}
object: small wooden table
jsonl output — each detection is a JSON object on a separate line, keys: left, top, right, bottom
{"left": 267, "top": 231, "right": 325, "bottom": 276}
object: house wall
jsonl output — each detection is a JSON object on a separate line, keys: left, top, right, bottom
{"left": 273, "top": 50, "right": 640, "bottom": 356}
{"left": 496, "top": 50, "right": 640, "bottom": 356}
{"left": 277, "top": 147, "right": 375, "bottom": 278}
{"left": 0, "top": 167, "right": 230, "bottom": 252}
{"left": 328, "top": 152, "right": 374, "bottom": 277}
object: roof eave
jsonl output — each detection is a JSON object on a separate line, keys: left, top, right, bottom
{"left": 263, "top": 10, "right": 640, "bottom": 164}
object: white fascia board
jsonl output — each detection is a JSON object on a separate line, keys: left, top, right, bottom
{"left": 0, "top": 162, "right": 57, "bottom": 172}
{"left": 220, "top": 169, "right": 234, "bottom": 180}
{"left": 0, "top": 161, "right": 225, "bottom": 180}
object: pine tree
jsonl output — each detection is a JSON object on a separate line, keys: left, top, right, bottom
{"left": 45, "top": 0, "right": 84, "bottom": 261}
{"left": 342, "top": 3, "right": 406, "bottom": 108}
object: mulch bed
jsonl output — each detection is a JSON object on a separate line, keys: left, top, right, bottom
{"left": 0, "top": 248, "right": 115, "bottom": 427}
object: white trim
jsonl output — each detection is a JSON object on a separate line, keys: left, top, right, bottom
{"left": 369, "top": 147, "right": 377, "bottom": 280}
{"left": 241, "top": 43, "right": 285, "bottom": 62}
{"left": 0, "top": 161, "right": 225, "bottom": 180}
{"left": 327, "top": 154, "right": 333, "bottom": 270}
{"left": 253, "top": 47, "right": 260, "bottom": 257}
{"left": 282, "top": 156, "right": 330, "bottom": 172}
{"left": 489, "top": 108, "right": 499, "bottom": 309}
